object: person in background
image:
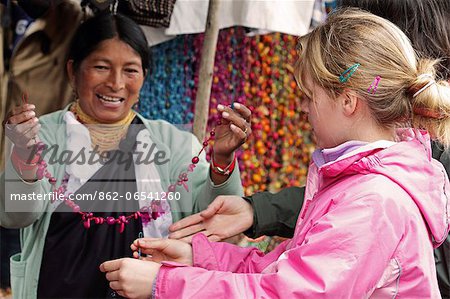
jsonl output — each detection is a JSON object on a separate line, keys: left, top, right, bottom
{"left": 103, "top": 8, "right": 450, "bottom": 298}
{"left": 1, "top": 0, "right": 83, "bottom": 170}
{"left": 0, "top": 12, "right": 250, "bottom": 298}
{"left": 169, "top": 0, "right": 450, "bottom": 296}
{"left": 0, "top": 0, "right": 82, "bottom": 293}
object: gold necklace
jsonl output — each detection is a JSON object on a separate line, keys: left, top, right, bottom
{"left": 70, "top": 101, "right": 135, "bottom": 153}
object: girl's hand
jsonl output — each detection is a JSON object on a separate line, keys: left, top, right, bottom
{"left": 131, "top": 238, "right": 193, "bottom": 266}
{"left": 212, "top": 103, "right": 252, "bottom": 164}
{"left": 100, "top": 258, "right": 160, "bottom": 299}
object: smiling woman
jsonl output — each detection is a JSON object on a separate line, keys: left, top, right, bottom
{"left": 67, "top": 37, "right": 145, "bottom": 123}
{"left": 0, "top": 12, "right": 251, "bottom": 299}
{"left": 66, "top": 12, "right": 147, "bottom": 126}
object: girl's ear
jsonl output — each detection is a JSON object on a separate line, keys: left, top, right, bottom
{"left": 340, "top": 89, "right": 359, "bottom": 116}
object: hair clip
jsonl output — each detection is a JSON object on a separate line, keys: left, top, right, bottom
{"left": 339, "top": 63, "right": 360, "bottom": 83}
{"left": 367, "top": 76, "right": 381, "bottom": 94}
{"left": 413, "top": 74, "right": 436, "bottom": 98}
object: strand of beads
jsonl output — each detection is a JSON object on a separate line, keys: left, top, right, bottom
{"left": 33, "top": 123, "right": 218, "bottom": 233}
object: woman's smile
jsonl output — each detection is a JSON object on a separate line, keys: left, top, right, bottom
{"left": 96, "top": 93, "right": 125, "bottom": 107}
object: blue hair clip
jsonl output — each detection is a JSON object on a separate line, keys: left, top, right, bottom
{"left": 339, "top": 63, "right": 360, "bottom": 83}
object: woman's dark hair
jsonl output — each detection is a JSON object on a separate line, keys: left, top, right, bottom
{"left": 338, "top": 0, "right": 450, "bottom": 80}
{"left": 68, "top": 12, "right": 149, "bottom": 72}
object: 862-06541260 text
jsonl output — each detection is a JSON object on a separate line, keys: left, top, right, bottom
{"left": 10, "top": 191, "right": 181, "bottom": 201}
{"left": 74, "top": 191, "right": 181, "bottom": 201}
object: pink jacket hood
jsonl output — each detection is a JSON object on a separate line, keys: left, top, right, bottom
{"left": 316, "top": 129, "right": 449, "bottom": 247}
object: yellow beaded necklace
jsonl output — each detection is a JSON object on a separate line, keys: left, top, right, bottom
{"left": 70, "top": 101, "right": 136, "bottom": 153}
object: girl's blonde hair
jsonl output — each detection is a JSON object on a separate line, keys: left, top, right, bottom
{"left": 294, "top": 8, "right": 450, "bottom": 147}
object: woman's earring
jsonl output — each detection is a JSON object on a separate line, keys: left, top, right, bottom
{"left": 72, "top": 88, "right": 79, "bottom": 100}
{"left": 132, "top": 98, "right": 140, "bottom": 111}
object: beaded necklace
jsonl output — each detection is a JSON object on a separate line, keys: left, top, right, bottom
{"left": 28, "top": 95, "right": 220, "bottom": 233}
{"left": 70, "top": 101, "right": 135, "bottom": 153}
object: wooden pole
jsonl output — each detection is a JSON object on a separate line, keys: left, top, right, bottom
{"left": 192, "top": 0, "right": 220, "bottom": 142}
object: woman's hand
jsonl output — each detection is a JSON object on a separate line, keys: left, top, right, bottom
{"left": 131, "top": 238, "right": 193, "bottom": 266}
{"left": 4, "top": 103, "right": 40, "bottom": 159}
{"left": 100, "top": 258, "right": 160, "bottom": 299}
{"left": 212, "top": 103, "right": 252, "bottom": 164}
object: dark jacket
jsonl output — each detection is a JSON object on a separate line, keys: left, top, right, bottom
{"left": 244, "top": 140, "right": 450, "bottom": 298}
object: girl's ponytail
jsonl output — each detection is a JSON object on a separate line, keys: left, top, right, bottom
{"left": 408, "top": 59, "right": 450, "bottom": 147}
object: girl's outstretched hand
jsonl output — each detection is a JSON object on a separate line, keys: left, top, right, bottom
{"left": 131, "top": 237, "right": 193, "bottom": 266}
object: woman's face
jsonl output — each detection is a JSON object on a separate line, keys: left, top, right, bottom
{"left": 68, "top": 37, "right": 145, "bottom": 123}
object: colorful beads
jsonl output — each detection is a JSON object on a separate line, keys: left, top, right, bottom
{"left": 106, "top": 217, "right": 115, "bottom": 225}
{"left": 137, "top": 29, "right": 314, "bottom": 196}
{"left": 72, "top": 205, "right": 80, "bottom": 213}
{"left": 138, "top": 35, "right": 195, "bottom": 124}
{"left": 204, "top": 30, "right": 314, "bottom": 195}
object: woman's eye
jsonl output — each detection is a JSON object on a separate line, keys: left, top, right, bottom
{"left": 125, "top": 68, "right": 139, "bottom": 74}
{"left": 94, "top": 65, "right": 108, "bottom": 70}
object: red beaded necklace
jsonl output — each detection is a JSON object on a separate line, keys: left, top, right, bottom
{"left": 25, "top": 94, "right": 221, "bottom": 233}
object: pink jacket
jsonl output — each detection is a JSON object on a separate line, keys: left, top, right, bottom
{"left": 155, "top": 129, "right": 450, "bottom": 298}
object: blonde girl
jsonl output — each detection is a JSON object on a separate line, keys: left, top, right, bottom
{"left": 101, "top": 9, "right": 450, "bottom": 298}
